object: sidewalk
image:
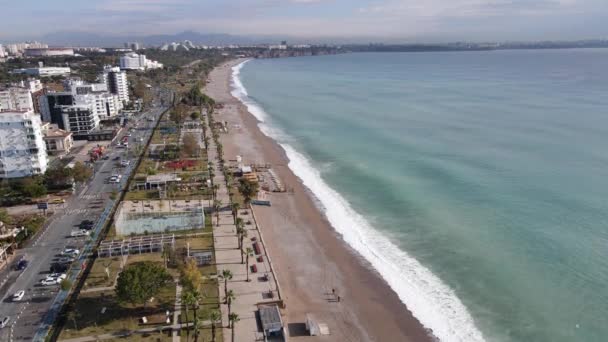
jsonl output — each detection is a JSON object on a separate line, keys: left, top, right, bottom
{"left": 205, "top": 114, "right": 282, "bottom": 342}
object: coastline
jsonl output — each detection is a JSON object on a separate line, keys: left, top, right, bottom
{"left": 205, "top": 58, "right": 434, "bottom": 341}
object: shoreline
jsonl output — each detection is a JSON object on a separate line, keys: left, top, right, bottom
{"left": 205, "top": 58, "right": 434, "bottom": 341}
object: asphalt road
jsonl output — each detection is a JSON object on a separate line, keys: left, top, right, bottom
{"left": 0, "top": 99, "right": 168, "bottom": 341}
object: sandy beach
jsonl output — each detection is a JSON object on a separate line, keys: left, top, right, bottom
{"left": 205, "top": 59, "right": 433, "bottom": 342}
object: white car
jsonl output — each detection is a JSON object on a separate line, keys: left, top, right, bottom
{"left": 120, "top": 160, "right": 131, "bottom": 166}
{"left": 0, "top": 316, "right": 9, "bottom": 329}
{"left": 49, "top": 273, "right": 67, "bottom": 280}
{"left": 41, "top": 278, "right": 57, "bottom": 286}
{"left": 12, "top": 290, "right": 25, "bottom": 302}
{"left": 62, "top": 248, "right": 80, "bottom": 256}
{"left": 70, "top": 230, "right": 89, "bottom": 237}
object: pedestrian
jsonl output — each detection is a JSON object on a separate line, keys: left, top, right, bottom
{"left": 332, "top": 288, "right": 336, "bottom": 295}
{"left": 337, "top": 296, "right": 341, "bottom": 302}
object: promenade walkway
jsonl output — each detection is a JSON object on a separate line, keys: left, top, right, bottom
{"left": 204, "top": 112, "right": 282, "bottom": 342}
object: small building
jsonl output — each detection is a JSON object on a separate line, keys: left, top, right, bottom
{"left": 258, "top": 304, "right": 284, "bottom": 338}
{"left": 139, "top": 173, "right": 182, "bottom": 190}
{"left": 42, "top": 123, "right": 73, "bottom": 155}
{"left": 11, "top": 67, "right": 71, "bottom": 77}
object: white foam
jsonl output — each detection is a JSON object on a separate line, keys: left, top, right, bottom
{"left": 230, "top": 60, "right": 486, "bottom": 342}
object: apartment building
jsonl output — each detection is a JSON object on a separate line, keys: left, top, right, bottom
{"left": 0, "top": 110, "right": 48, "bottom": 178}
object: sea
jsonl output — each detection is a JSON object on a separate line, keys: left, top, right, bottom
{"left": 231, "top": 49, "right": 608, "bottom": 342}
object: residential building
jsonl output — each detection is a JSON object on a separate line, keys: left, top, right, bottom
{"left": 11, "top": 67, "right": 71, "bottom": 77}
{"left": 39, "top": 92, "right": 74, "bottom": 127}
{"left": 0, "top": 110, "right": 48, "bottom": 178}
{"left": 60, "top": 104, "right": 99, "bottom": 135}
{"left": 0, "top": 44, "right": 5, "bottom": 58}
{"left": 42, "top": 123, "right": 73, "bottom": 155}
{"left": 0, "top": 87, "right": 34, "bottom": 112}
{"left": 100, "top": 66, "right": 129, "bottom": 104}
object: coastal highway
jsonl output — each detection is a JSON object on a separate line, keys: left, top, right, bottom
{"left": 0, "top": 102, "right": 167, "bottom": 342}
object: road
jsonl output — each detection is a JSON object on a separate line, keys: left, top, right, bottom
{"left": 0, "top": 97, "right": 169, "bottom": 341}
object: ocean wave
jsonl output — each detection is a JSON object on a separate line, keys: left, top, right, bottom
{"left": 230, "top": 60, "right": 485, "bottom": 342}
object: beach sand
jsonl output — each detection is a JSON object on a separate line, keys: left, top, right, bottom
{"left": 205, "top": 59, "right": 433, "bottom": 342}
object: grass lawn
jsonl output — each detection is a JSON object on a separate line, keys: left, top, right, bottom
{"left": 58, "top": 284, "right": 176, "bottom": 340}
{"left": 124, "top": 190, "right": 160, "bottom": 201}
{"left": 82, "top": 256, "right": 122, "bottom": 290}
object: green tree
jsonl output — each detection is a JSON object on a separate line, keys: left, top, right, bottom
{"left": 72, "top": 162, "right": 92, "bottom": 183}
{"left": 238, "top": 178, "right": 259, "bottom": 207}
{"left": 245, "top": 247, "right": 254, "bottom": 282}
{"left": 0, "top": 209, "right": 12, "bottom": 225}
{"left": 190, "top": 111, "right": 200, "bottom": 121}
{"left": 213, "top": 199, "right": 222, "bottom": 227}
{"left": 115, "top": 262, "right": 171, "bottom": 308}
{"left": 226, "top": 289, "right": 235, "bottom": 320}
{"left": 208, "top": 310, "right": 221, "bottom": 342}
{"left": 60, "top": 278, "right": 73, "bottom": 291}
{"left": 231, "top": 202, "right": 240, "bottom": 225}
{"left": 229, "top": 313, "right": 239, "bottom": 340}
{"left": 21, "top": 177, "right": 47, "bottom": 198}
{"left": 219, "top": 269, "right": 233, "bottom": 304}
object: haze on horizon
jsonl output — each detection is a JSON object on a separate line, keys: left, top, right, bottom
{"left": 1, "top": 0, "right": 607, "bottom": 42}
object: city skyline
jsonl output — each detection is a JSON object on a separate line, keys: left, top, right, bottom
{"left": 1, "top": 0, "right": 607, "bottom": 42}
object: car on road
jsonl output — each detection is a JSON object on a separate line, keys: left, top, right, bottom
{"left": 57, "top": 256, "right": 75, "bottom": 263}
{"left": 51, "top": 198, "right": 65, "bottom": 204}
{"left": 0, "top": 316, "right": 9, "bottom": 329}
{"left": 49, "top": 273, "right": 67, "bottom": 280}
{"left": 110, "top": 174, "right": 122, "bottom": 183}
{"left": 120, "top": 160, "right": 131, "bottom": 166}
{"left": 12, "top": 290, "right": 25, "bottom": 302}
{"left": 113, "top": 156, "right": 121, "bottom": 161}
{"left": 70, "top": 229, "right": 90, "bottom": 237}
{"left": 41, "top": 278, "right": 57, "bottom": 286}
{"left": 14, "top": 259, "right": 28, "bottom": 271}
{"left": 62, "top": 248, "right": 80, "bottom": 256}
{"left": 125, "top": 133, "right": 132, "bottom": 137}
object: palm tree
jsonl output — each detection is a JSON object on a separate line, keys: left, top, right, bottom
{"left": 66, "top": 309, "right": 78, "bottom": 330}
{"left": 219, "top": 269, "right": 233, "bottom": 304}
{"left": 239, "top": 228, "right": 248, "bottom": 264}
{"left": 182, "top": 291, "right": 196, "bottom": 342}
{"left": 245, "top": 247, "right": 254, "bottom": 282}
{"left": 226, "top": 290, "right": 236, "bottom": 321}
{"left": 213, "top": 199, "right": 222, "bottom": 227}
{"left": 229, "top": 313, "right": 240, "bottom": 342}
{"left": 231, "top": 202, "right": 240, "bottom": 224}
{"left": 208, "top": 310, "right": 221, "bottom": 342}
{"left": 193, "top": 316, "right": 204, "bottom": 342}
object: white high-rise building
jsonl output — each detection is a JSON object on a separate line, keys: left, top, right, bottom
{"left": 100, "top": 66, "right": 130, "bottom": 104}
{"left": 0, "top": 110, "right": 48, "bottom": 178}
{"left": 119, "top": 53, "right": 163, "bottom": 70}
{"left": 60, "top": 103, "right": 99, "bottom": 135}
{"left": 0, "top": 87, "right": 35, "bottom": 112}
{"left": 0, "top": 44, "right": 5, "bottom": 58}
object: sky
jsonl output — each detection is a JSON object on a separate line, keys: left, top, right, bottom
{"left": 0, "top": 0, "right": 607, "bottom": 42}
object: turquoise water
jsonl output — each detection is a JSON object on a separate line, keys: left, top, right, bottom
{"left": 234, "top": 50, "right": 608, "bottom": 342}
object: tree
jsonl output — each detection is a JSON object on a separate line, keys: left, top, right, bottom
{"left": 208, "top": 310, "right": 221, "bottom": 342}
{"left": 190, "top": 111, "right": 200, "bottom": 120}
{"left": 213, "top": 199, "right": 222, "bottom": 227}
{"left": 21, "top": 177, "right": 47, "bottom": 198}
{"left": 226, "top": 290, "right": 235, "bottom": 320}
{"left": 0, "top": 209, "right": 12, "bottom": 225}
{"left": 44, "top": 165, "right": 73, "bottom": 188}
{"left": 229, "top": 313, "right": 240, "bottom": 341}
{"left": 182, "top": 133, "right": 199, "bottom": 158}
{"left": 72, "top": 162, "right": 93, "bottom": 183}
{"left": 115, "top": 262, "right": 171, "bottom": 308}
{"left": 238, "top": 178, "right": 259, "bottom": 207}
{"left": 245, "top": 247, "right": 254, "bottom": 282}
{"left": 60, "top": 278, "right": 72, "bottom": 291}
{"left": 219, "top": 269, "right": 233, "bottom": 304}
{"left": 66, "top": 309, "right": 78, "bottom": 330}
{"left": 238, "top": 226, "right": 247, "bottom": 264}
{"left": 231, "top": 202, "right": 240, "bottom": 225}
{"left": 180, "top": 259, "right": 203, "bottom": 291}
{"left": 182, "top": 291, "right": 195, "bottom": 342}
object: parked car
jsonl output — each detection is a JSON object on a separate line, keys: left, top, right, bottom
{"left": 113, "top": 156, "right": 121, "bottom": 161}
{"left": 70, "top": 230, "right": 90, "bottom": 237}
{"left": 41, "top": 278, "right": 57, "bottom": 286}
{"left": 62, "top": 248, "right": 80, "bottom": 256}
{"left": 120, "top": 160, "right": 131, "bottom": 166}
{"left": 49, "top": 273, "right": 67, "bottom": 280}
{"left": 0, "top": 316, "right": 9, "bottom": 329}
{"left": 51, "top": 198, "right": 65, "bottom": 204}
{"left": 79, "top": 220, "right": 94, "bottom": 230}
{"left": 14, "top": 259, "right": 28, "bottom": 271}
{"left": 50, "top": 263, "right": 69, "bottom": 273}
{"left": 12, "top": 290, "right": 25, "bottom": 302}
